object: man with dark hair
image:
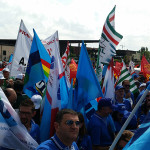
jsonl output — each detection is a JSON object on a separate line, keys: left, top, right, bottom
{"left": 36, "top": 109, "right": 79, "bottom": 150}
{"left": 13, "top": 80, "right": 26, "bottom": 109}
{"left": 122, "top": 80, "right": 134, "bottom": 106}
{"left": 19, "top": 99, "right": 40, "bottom": 144}
{"left": 88, "top": 98, "right": 116, "bottom": 150}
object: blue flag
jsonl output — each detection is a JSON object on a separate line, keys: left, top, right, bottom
{"left": 74, "top": 41, "right": 103, "bottom": 111}
{"left": 23, "top": 29, "right": 51, "bottom": 98}
{"left": 123, "top": 112, "right": 150, "bottom": 150}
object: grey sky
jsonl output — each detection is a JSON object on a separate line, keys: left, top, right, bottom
{"left": 0, "top": 0, "right": 150, "bottom": 51}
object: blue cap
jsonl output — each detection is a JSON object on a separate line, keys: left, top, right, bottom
{"left": 115, "top": 85, "right": 124, "bottom": 91}
{"left": 98, "top": 98, "right": 113, "bottom": 109}
{"left": 114, "top": 104, "right": 128, "bottom": 115}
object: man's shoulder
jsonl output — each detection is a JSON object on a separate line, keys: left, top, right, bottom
{"left": 123, "top": 98, "right": 131, "bottom": 103}
{"left": 36, "top": 139, "right": 55, "bottom": 150}
{"left": 88, "top": 113, "right": 103, "bottom": 125}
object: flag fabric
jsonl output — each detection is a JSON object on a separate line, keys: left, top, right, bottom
{"left": 116, "top": 60, "right": 138, "bottom": 94}
{"left": 141, "top": 55, "right": 150, "bottom": 81}
{"left": 123, "top": 111, "right": 150, "bottom": 150}
{"left": 61, "top": 41, "right": 71, "bottom": 87}
{"left": 67, "top": 79, "right": 74, "bottom": 109}
{"left": 61, "top": 41, "right": 70, "bottom": 69}
{"left": 0, "top": 87, "right": 38, "bottom": 150}
{"left": 75, "top": 41, "right": 103, "bottom": 111}
{"left": 70, "top": 58, "right": 78, "bottom": 86}
{"left": 102, "top": 58, "right": 115, "bottom": 99}
{"left": 40, "top": 31, "right": 68, "bottom": 141}
{"left": 23, "top": 29, "right": 51, "bottom": 98}
{"left": 129, "top": 60, "right": 136, "bottom": 75}
{"left": 114, "top": 61, "right": 123, "bottom": 78}
{"left": 96, "top": 47, "right": 103, "bottom": 83}
{"left": 98, "top": 5, "right": 123, "bottom": 64}
{"left": 5, "top": 54, "right": 13, "bottom": 70}
{"left": 10, "top": 20, "right": 32, "bottom": 78}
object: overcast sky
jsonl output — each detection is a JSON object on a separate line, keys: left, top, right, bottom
{"left": 0, "top": 0, "right": 150, "bottom": 51}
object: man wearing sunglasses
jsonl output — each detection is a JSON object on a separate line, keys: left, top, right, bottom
{"left": 122, "top": 80, "right": 134, "bottom": 106}
{"left": 36, "top": 109, "right": 79, "bottom": 150}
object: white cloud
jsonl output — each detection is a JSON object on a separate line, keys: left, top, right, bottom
{"left": 1, "top": 0, "right": 150, "bottom": 50}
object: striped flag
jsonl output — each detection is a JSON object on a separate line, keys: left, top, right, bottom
{"left": 97, "top": 5, "right": 123, "bottom": 65}
{"left": 61, "top": 41, "right": 71, "bottom": 87}
{"left": 116, "top": 60, "right": 138, "bottom": 94}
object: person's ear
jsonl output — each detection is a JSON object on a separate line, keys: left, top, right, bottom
{"left": 54, "top": 122, "right": 59, "bottom": 131}
{"left": 32, "top": 110, "right": 36, "bottom": 117}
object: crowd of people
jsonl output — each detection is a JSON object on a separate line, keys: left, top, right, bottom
{"left": 0, "top": 66, "right": 149, "bottom": 150}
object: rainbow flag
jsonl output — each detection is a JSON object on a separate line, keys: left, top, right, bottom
{"left": 23, "top": 29, "right": 51, "bottom": 98}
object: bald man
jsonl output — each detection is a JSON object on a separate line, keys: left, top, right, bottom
{"left": 4, "top": 88, "right": 17, "bottom": 106}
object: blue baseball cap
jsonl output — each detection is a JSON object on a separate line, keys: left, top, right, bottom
{"left": 98, "top": 98, "right": 113, "bottom": 109}
{"left": 115, "top": 85, "right": 124, "bottom": 91}
{"left": 114, "top": 104, "right": 128, "bottom": 115}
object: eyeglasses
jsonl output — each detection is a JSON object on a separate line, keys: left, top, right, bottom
{"left": 65, "top": 120, "right": 80, "bottom": 126}
{"left": 124, "top": 85, "right": 130, "bottom": 87}
{"left": 19, "top": 111, "right": 32, "bottom": 116}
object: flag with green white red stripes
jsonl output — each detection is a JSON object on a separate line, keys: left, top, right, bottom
{"left": 116, "top": 60, "right": 138, "bottom": 94}
{"left": 98, "top": 5, "right": 123, "bottom": 64}
{"left": 96, "top": 5, "right": 123, "bottom": 83}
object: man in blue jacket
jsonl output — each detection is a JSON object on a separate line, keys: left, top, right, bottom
{"left": 36, "top": 109, "right": 79, "bottom": 150}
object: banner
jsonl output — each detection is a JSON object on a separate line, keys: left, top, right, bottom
{"left": 10, "top": 20, "right": 32, "bottom": 77}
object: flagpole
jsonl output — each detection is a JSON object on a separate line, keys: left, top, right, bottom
{"left": 109, "top": 84, "right": 150, "bottom": 150}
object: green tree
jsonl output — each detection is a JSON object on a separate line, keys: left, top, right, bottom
{"left": 139, "top": 47, "right": 150, "bottom": 62}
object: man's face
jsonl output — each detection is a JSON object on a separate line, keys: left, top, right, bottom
{"left": 19, "top": 106, "right": 33, "bottom": 126}
{"left": 3, "top": 71, "right": 9, "bottom": 79}
{"left": 101, "top": 107, "right": 112, "bottom": 117}
{"left": 123, "top": 81, "right": 130, "bottom": 91}
{"left": 116, "top": 88, "right": 124, "bottom": 99}
{"left": 55, "top": 114, "right": 79, "bottom": 142}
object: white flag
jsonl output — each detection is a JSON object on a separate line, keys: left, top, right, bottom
{"left": 10, "top": 20, "right": 32, "bottom": 77}
{"left": 0, "top": 88, "right": 38, "bottom": 150}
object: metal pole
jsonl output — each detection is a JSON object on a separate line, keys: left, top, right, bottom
{"left": 109, "top": 84, "right": 150, "bottom": 150}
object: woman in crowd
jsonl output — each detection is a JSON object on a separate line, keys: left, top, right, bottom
{"left": 76, "top": 112, "right": 92, "bottom": 150}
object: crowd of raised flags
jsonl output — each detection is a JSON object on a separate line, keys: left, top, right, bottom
{"left": 1, "top": 5, "right": 150, "bottom": 150}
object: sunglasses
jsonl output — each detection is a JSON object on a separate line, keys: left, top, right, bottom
{"left": 65, "top": 120, "right": 80, "bottom": 126}
{"left": 19, "top": 111, "right": 32, "bottom": 116}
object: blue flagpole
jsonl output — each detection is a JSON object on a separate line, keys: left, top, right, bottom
{"left": 109, "top": 84, "right": 150, "bottom": 150}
